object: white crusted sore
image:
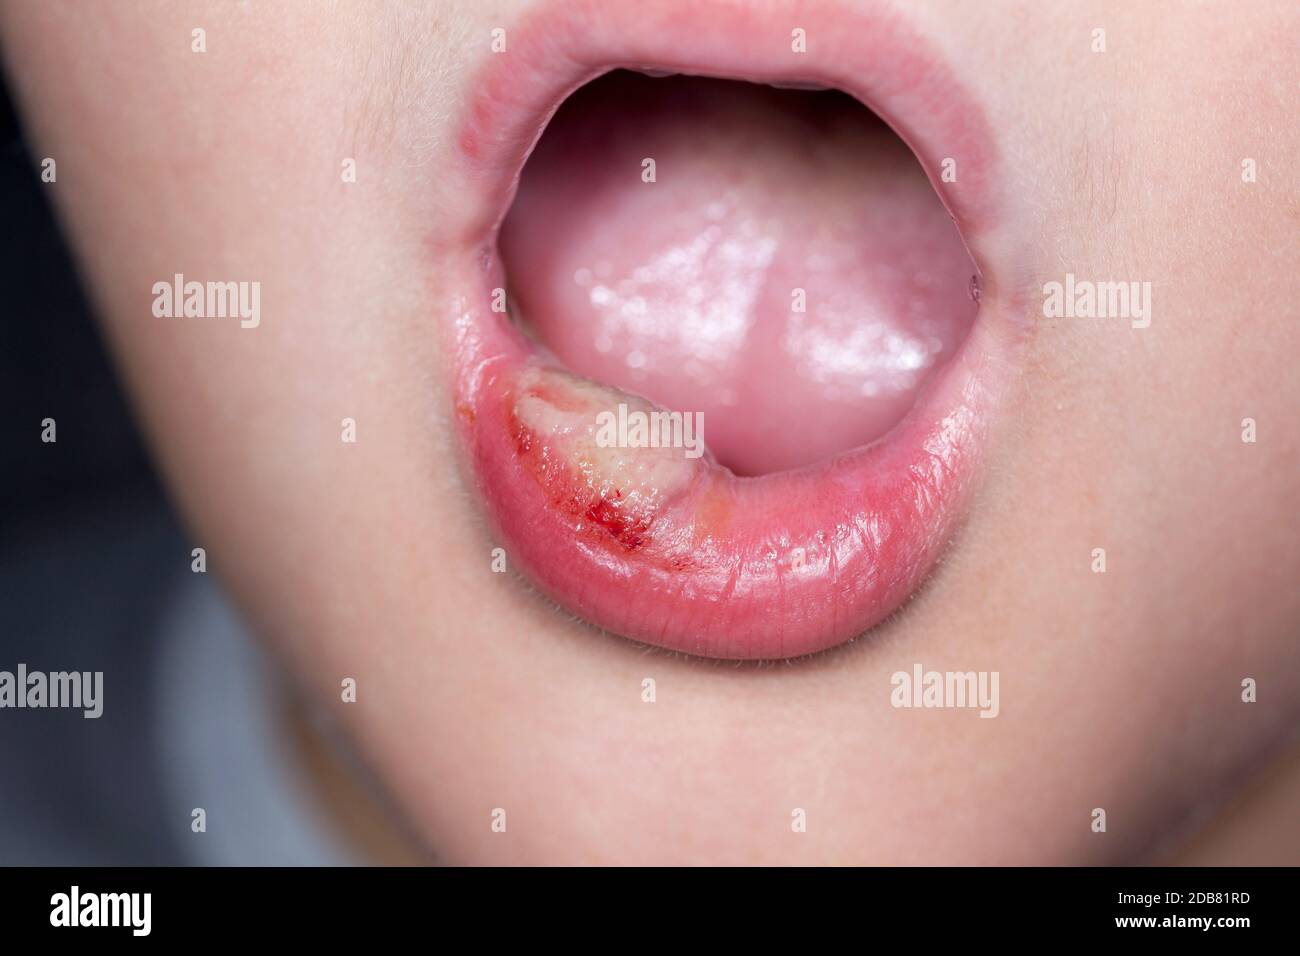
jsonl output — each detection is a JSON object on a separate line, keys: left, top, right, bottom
{"left": 513, "top": 364, "right": 699, "bottom": 506}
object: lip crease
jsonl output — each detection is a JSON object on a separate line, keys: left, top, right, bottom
{"left": 438, "top": 0, "right": 1023, "bottom": 659}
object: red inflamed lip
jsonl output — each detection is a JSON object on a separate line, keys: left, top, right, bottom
{"left": 435, "top": 0, "right": 1030, "bottom": 659}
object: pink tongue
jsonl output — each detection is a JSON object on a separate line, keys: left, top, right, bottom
{"left": 500, "top": 73, "right": 976, "bottom": 476}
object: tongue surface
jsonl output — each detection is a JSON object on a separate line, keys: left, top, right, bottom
{"left": 500, "top": 72, "right": 976, "bottom": 476}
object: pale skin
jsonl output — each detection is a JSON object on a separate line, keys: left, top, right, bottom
{"left": 1, "top": 1, "right": 1296, "bottom": 864}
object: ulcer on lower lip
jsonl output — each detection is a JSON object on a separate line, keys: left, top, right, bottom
{"left": 510, "top": 363, "right": 704, "bottom": 553}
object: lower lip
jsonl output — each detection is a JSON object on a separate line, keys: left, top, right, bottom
{"left": 440, "top": 0, "right": 1022, "bottom": 659}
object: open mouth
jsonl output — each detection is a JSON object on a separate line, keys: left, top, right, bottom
{"left": 439, "top": 0, "right": 1026, "bottom": 659}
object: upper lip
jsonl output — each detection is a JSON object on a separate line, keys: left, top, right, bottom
{"left": 448, "top": 0, "right": 1008, "bottom": 251}
{"left": 436, "top": 0, "right": 1026, "bottom": 659}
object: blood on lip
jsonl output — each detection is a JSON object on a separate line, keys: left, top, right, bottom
{"left": 512, "top": 423, "right": 653, "bottom": 550}
{"left": 507, "top": 364, "right": 699, "bottom": 553}
{"left": 582, "top": 495, "right": 652, "bottom": 550}
{"left": 463, "top": 346, "right": 992, "bottom": 658}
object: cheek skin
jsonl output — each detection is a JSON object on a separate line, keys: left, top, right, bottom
{"left": 10, "top": 0, "right": 1294, "bottom": 868}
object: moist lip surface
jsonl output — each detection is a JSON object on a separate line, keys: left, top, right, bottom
{"left": 439, "top": 0, "right": 1024, "bottom": 659}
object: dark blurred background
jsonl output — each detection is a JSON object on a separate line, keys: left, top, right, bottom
{"left": 0, "top": 47, "right": 189, "bottom": 865}
{"left": 0, "top": 66, "right": 159, "bottom": 524}
{"left": 0, "top": 69, "right": 358, "bottom": 865}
